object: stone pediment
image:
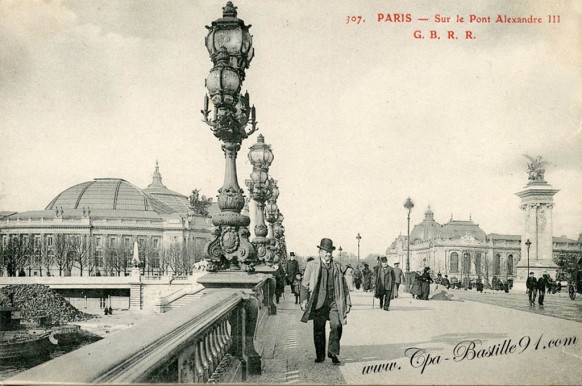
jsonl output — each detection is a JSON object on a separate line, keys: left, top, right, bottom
{"left": 460, "top": 233, "right": 479, "bottom": 244}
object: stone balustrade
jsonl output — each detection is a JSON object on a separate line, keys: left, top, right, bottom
{"left": 5, "top": 274, "right": 273, "bottom": 384}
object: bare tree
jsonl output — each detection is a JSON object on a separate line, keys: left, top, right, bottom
{"left": 53, "top": 234, "right": 69, "bottom": 276}
{"left": 140, "top": 238, "right": 160, "bottom": 275}
{"left": 42, "top": 235, "right": 54, "bottom": 276}
{"left": 5, "top": 235, "right": 33, "bottom": 276}
{"left": 69, "top": 234, "right": 92, "bottom": 276}
{"left": 165, "top": 241, "right": 183, "bottom": 275}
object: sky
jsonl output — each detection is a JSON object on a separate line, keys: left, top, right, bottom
{"left": 1, "top": 0, "right": 581, "bottom": 258}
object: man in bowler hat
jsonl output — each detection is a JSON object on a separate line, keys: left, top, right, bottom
{"left": 300, "top": 238, "right": 351, "bottom": 365}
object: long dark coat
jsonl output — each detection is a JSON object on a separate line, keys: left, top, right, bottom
{"left": 300, "top": 258, "right": 352, "bottom": 325}
{"left": 362, "top": 267, "right": 373, "bottom": 290}
{"left": 374, "top": 264, "right": 396, "bottom": 299}
{"left": 286, "top": 259, "right": 300, "bottom": 285}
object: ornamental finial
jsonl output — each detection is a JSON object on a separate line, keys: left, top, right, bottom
{"left": 223, "top": 2, "right": 237, "bottom": 18}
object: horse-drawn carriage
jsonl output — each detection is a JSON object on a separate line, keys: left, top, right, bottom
{"left": 557, "top": 254, "right": 582, "bottom": 300}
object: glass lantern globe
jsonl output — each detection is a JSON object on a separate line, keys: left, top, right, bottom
{"left": 251, "top": 169, "right": 268, "bottom": 186}
{"left": 206, "top": 64, "right": 241, "bottom": 106}
{"left": 205, "top": 1, "right": 254, "bottom": 71}
{"left": 266, "top": 202, "right": 279, "bottom": 217}
{"left": 248, "top": 134, "right": 274, "bottom": 169}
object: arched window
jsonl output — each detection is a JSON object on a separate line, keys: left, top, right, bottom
{"left": 450, "top": 252, "right": 459, "bottom": 273}
{"left": 507, "top": 255, "right": 514, "bottom": 275}
{"left": 493, "top": 254, "right": 500, "bottom": 276}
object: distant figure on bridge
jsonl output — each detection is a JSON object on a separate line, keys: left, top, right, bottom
{"left": 286, "top": 252, "right": 300, "bottom": 291}
{"left": 292, "top": 272, "right": 303, "bottom": 305}
{"left": 362, "top": 263, "right": 372, "bottom": 292}
{"left": 300, "top": 238, "right": 351, "bottom": 365}
{"left": 374, "top": 256, "right": 395, "bottom": 311}
{"left": 442, "top": 274, "right": 451, "bottom": 289}
{"left": 273, "top": 258, "right": 286, "bottom": 304}
{"left": 353, "top": 266, "right": 362, "bottom": 290}
{"left": 343, "top": 264, "right": 354, "bottom": 291}
{"left": 393, "top": 262, "right": 405, "bottom": 298}
{"left": 537, "top": 274, "right": 548, "bottom": 306}
{"left": 526, "top": 272, "right": 538, "bottom": 306}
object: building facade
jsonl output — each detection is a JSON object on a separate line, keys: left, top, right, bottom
{"left": 0, "top": 163, "right": 216, "bottom": 277}
{"left": 386, "top": 207, "right": 582, "bottom": 286}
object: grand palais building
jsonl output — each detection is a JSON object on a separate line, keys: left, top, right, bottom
{"left": 386, "top": 206, "right": 582, "bottom": 285}
{"left": 0, "top": 163, "right": 216, "bottom": 277}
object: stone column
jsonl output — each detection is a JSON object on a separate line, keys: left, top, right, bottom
{"left": 515, "top": 180, "right": 559, "bottom": 289}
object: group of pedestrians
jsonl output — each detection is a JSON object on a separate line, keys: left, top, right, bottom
{"left": 409, "top": 267, "right": 434, "bottom": 300}
{"left": 526, "top": 271, "right": 551, "bottom": 306}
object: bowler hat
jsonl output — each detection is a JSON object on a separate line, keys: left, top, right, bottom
{"left": 317, "top": 238, "right": 336, "bottom": 252}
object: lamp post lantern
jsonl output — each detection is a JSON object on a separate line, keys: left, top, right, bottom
{"left": 404, "top": 197, "right": 414, "bottom": 273}
{"left": 356, "top": 233, "right": 361, "bottom": 264}
{"left": 247, "top": 134, "right": 274, "bottom": 265}
{"left": 525, "top": 238, "right": 531, "bottom": 278}
{"left": 202, "top": 2, "right": 259, "bottom": 272}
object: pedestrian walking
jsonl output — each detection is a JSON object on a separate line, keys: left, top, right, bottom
{"left": 292, "top": 272, "right": 303, "bottom": 305}
{"left": 273, "top": 259, "right": 286, "bottom": 304}
{"left": 393, "top": 262, "right": 405, "bottom": 298}
{"left": 300, "top": 238, "right": 351, "bottom": 365}
{"left": 286, "top": 252, "right": 300, "bottom": 291}
{"left": 362, "top": 263, "right": 372, "bottom": 292}
{"left": 526, "top": 272, "right": 538, "bottom": 306}
{"left": 374, "top": 257, "right": 395, "bottom": 311}
{"left": 344, "top": 264, "right": 354, "bottom": 291}
{"left": 353, "top": 266, "right": 362, "bottom": 290}
{"left": 420, "top": 267, "right": 434, "bottom": 300}
{"left": 410, "top": 271, "right": 422, "bottom": 299}
{"left": 442, "top": 274, "right": 450, "bottom": 289}
{"left": 537, "top": 273, "right": 548, "bottom": 306}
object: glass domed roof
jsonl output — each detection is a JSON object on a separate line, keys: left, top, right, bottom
{"left": 45, "top": 178, "right": 174, "bottom": 213}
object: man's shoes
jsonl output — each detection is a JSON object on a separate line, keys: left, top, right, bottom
{"left": 384, "top": 308, "right": 389, "bottom": 311}
{"left": 328, "top": 353, "right": 341, "bottom": 365}
{"left": 314, "top": 357, "right": 325, "bottom": 363}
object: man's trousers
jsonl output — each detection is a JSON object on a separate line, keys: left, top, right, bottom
{"left": 379, "top": 290, "right": 392, "bottom": 310}
{"left": 312, "top": 301, "right": 342, "bottom": 358}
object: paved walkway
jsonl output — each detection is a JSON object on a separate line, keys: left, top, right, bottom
{"left": 451, "top": 288, "right": 582, "bottom": 323}
{"left": 250, "top": 287, "right": 582, "bottom": 384}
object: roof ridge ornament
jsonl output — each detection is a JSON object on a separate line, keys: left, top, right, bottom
{"left": 223, "top": 1, "right": 237, "bottom": 18}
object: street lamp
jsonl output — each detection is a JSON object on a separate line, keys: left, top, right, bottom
{"left": 202, "top": 2, "right": 258, "bottom": 271}
{"left": 338, "top": 246, "right": 343, "bottom": 265}
{"left": 525, "top": 238, "right": 531, "bottom": 279}
{"left": 247, "top": 134, "right": 274, "bottom": 265}
{"left": 404, "top": 197, "right": 414, "bottom": 273}
{"left": 356, "top": 233, "right": 361, "bottom": 264}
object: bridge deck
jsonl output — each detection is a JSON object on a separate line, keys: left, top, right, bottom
{"left": 251, "top": 287, "right": 582, "bottom": 384}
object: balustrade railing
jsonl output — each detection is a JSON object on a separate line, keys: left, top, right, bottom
{"left": 6, "top": 281, "right": 270, "bottom": 384}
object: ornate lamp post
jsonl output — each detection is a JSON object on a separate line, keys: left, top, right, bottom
{"left": 356, "top": 233, "right": 361, "bottom": 264}
{"left": 526, "top": 238, "right": 531, "bottom": 278}
{"left": 265, "top": 178, "right": 280, "bottom": 265}
{"left": 247, "top": 134, "right": 274, "bottom": 265}
{"left": 338, "top": 246, "right": 343, "bottom": 265}
{"left": 202, "top": 2, "right": 258, "bottom": 272}
{"left": 404, "top": 197, "right": 414, "bottom": 273}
